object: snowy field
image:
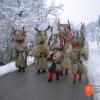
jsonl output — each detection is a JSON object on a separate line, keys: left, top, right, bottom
{"left": 0, "top": 41, "right": 100, "bottom": 100}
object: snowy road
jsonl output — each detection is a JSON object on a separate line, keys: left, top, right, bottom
{"left": 0, "top": 64, "right": 91, "bottom": 100}
{"left": 0, "top": 41, "right": 100, "bottom": 100}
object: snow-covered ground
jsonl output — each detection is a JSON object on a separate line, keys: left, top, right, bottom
{"left": 87, "top": 41, "right": 100, "bottom": 100}
{"left": 0, "top": 56, "right": 34, "bottom": 76}
{"left": 0, "top": 41, "right": 100, "bottom": 100}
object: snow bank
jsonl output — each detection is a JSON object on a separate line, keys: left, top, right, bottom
{"left": 87, "top": 41, "right": 100, "bottom": 100}
{"left": 0, "top": 56, "right": 34, "bottom": 76}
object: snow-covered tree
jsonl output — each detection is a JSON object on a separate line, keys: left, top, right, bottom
{"left": 0, "top": 0, "right": 63, "bottom": 65}
{"left": 0, "top": 0, "right": 20, "bottom": 65}
{"left": 96, "top": 15, "right": 100, "bottom": 46}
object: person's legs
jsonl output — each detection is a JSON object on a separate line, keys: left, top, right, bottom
{"left": 42, "top": 70, "right": 46, "bottom": 73}
{"left": 73, "top": 73, "right": 78, "bottom": 84}
{"left": 72, "top": 64, "right": 78, "bottom": 84}
{"left": 18, "top": 67, "right": 21, "bottom": 72}
{"left": 36, "top": 61, "right": 41, "bottom": 73}
{"left": 37, "top": 69, "right": 40, "bottom": 73}
{"left": 65, "top": 66, "right": 70, "bottom": 75}
{"left": 60, "top": 66, "right": 63, "bottom": 76}
{"left": 48, "top": 71, "right": 53, "bottom": 82}
{"left": 56, "top": 71, "right": 60, "bottom": 80}
{"left": 42, "top": 58, "right": 47, "bottom": 73}
{"left": 79, "top": 73, "right": 82, "bottom": 82}
{"left": 22, "top": 68, "right": 25, "bottom": 72}
{"left": 78, "top": 64, "right": 84, "bottom": 82}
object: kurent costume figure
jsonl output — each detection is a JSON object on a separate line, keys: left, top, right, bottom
{"left": 47, "top": 31, "right": 65, "bottom": 81}
{"left": 57, "top": 21, "right": 88, "bottom": 84}
{"left": 32, "top": 28, "right": 49, "bottom": 73}
{"left": 58, "top": 22, "right": 73, "bottom": 75}
{"left": 60, "top": 43, "right": 72, "bottom": 75}
{"left": 70, "top": 25, "right": 89, "bottom": 84}
{"left": 12, "top": 28, "right": 28, "bottom": 72}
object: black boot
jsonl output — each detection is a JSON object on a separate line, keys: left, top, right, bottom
{"left": 22, "top": 68, "right": 25, "bottom": 72}
{"left": 48, "top": 78, "right": 52, "bottom": 82}
{"left": 42, "top": 70, "right": 46, "bottom": 73}
{"left": 79, "top": 74, "right": 82, "bottom": 82}
{"left": 56, "top": 78, "right": 59, "bottom": 80}
{"left": 18, "top": 68, "right": 21, "bottom": 72}
{"left": 73, "top": 79, "right": 76, "bottom": 84}
{"left": 37, "top": 70, "right": 40, "bottom": 74}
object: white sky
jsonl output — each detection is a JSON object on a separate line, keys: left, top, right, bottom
{"left": 46, "top": 0, "right": 100, "bottom": 24}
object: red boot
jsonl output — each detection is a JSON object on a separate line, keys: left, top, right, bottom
{"left": 73, "top": 73, "right": 78, "bottom": 84}
{"left": 48, "top": 71, "right": 53, "bottom": 82}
